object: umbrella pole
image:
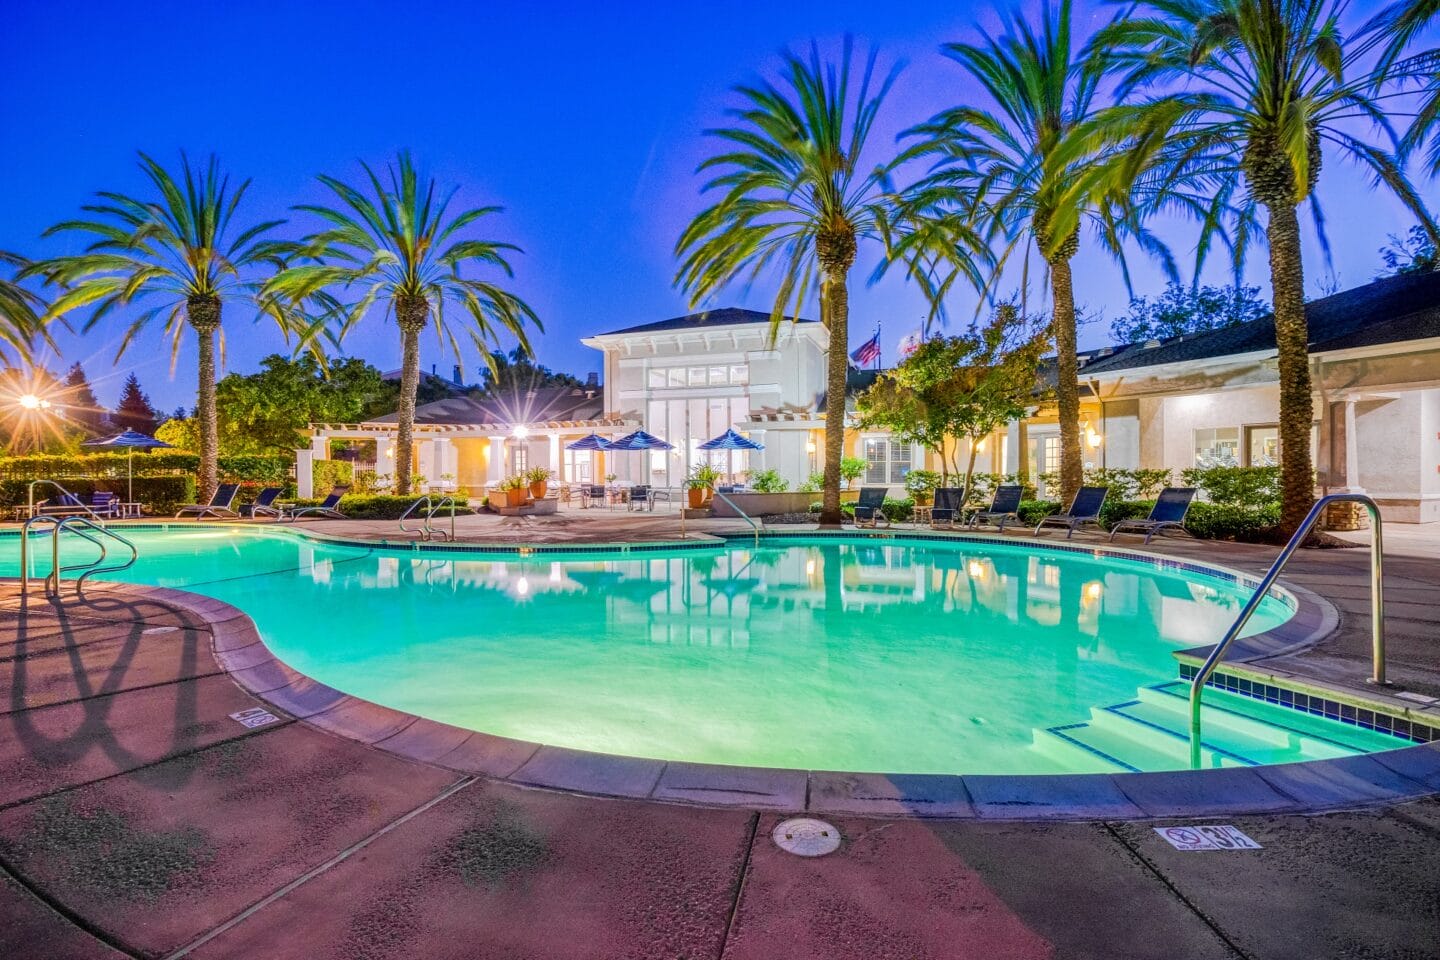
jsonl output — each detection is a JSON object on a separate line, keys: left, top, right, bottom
{"left": 128, "top": 450, "right": 133, "bottom": 503}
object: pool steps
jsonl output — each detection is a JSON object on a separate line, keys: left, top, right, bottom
{"left": 1031, "top": 681, "right": 1409, "bottom": 774}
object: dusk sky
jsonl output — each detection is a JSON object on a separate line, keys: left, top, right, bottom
{"left": 1, "top": 0, "right": 1429, "bottom": 413}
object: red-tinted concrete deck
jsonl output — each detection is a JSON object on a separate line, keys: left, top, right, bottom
{"left": 1, "top": 522, "right": 1439, "bottom": 958}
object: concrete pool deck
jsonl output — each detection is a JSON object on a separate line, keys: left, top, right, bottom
{"left": 2, "top": 516, "right": 1439, "bottom": 958}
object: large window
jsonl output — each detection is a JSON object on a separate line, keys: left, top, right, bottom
{"left": 1042, "top": 436, "right": 1061, "bottom": 473}
{"left": 509, "top": 443, "right": 528, "bottom": 475}
{"left": 1194, "top": 427, "right": 1240, "bottom": 467}
{"left": 863, "top": 437, "right": 911, "bottom": 484}
{"left": 647, "top": 363, "right": 750, "bottom": 389}
{"left": 1245, "top": 424, "right": 1279, "bottom": 466}
{"left": 563, "top": 449, "right": 592, "bottom": 483}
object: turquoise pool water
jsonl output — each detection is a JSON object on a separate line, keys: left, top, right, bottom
{"left": 3, "top": 527, "right": 1410, "bottom": 774}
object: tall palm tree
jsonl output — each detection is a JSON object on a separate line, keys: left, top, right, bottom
{"left": 32, "top": 152, "right": 295, "bottom": 500}
{"left": 675, "top": 39, "right": 910, "bottom": 525}
{"left": 1103, "top": 0, "right": 1437, "bottom": 535}
{"left": 0, "top": 251, "right": 51, "bottom": 363}
{"left": 906, "top": 0, "right": 1191, "bottom": 507}
{"left": 265, "top": 152, "right": 539, "bottom": 496}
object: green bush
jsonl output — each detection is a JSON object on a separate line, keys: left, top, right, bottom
{"left": 217, "top": 456, "right": 292, "bottom": 483}
{"left": 1180, "top": 466, "right": 1281, "bottom": 508}
{"left": 283, "top": 494, "right": 474, "bottom": 521}
{"left": 1183, "top": 502, "right": 1279, "bottom": 541}
{"left": 807, "top": 497, "right": 914, "bottom": 522}
{"left": 1082, "top": 468, "right": 1174, "bottom": 500}
{"left": 1017, "top": 499, "right": 1061, "bottom": 525}
{"left": 748, "top": 468, "right": 788, "bottom": 493}
{"left": 0, "top": 451, "right": 201, "bottom": 479}
{"left": 904, "top": 470, "right": 941, "bottom": 500}
{"left": 798, "top": 472, "right": 823, "bottom": 494}
{"left": 312, "top": 460, "right": 355, "bottom": 493}
{"left": 1099, "top": 499, "right": 1155, "bottom": 530}
{"left": 0, "top": 476, "right": 197, "bottom": 514}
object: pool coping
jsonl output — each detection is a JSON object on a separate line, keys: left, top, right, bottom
{"left": 12, "top": 524, "right": 1439, "bottom": 819}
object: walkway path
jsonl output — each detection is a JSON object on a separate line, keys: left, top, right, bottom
{"left": 1, "top": 518, "right": 1437, "bottom": 959}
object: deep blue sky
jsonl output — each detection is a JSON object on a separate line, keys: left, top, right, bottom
{"left": 1, "top": 0, "right": 1428, "bottom": 412}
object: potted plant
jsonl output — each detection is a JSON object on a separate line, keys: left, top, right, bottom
{"left": 525, "top": 466, "right": 553, "bottom": 499}
{"left": 498, "top": 475, "right": 528, "bottom": 508}
{"left": 905, "top": 469, "right": 941, "bottom": 506}
{"left": 686, "top": 463, "right": 722, "bottom": 508}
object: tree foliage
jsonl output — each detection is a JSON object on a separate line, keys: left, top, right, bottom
{"left": 1378, "top": 224, "right": 1439, "bottom": 277}
{"left": 113, "top": 373, "right": 159, "bottom": 434}
{"left": 857, "top": 304, "right": 1047, "bottom": 492}
{"left": 1109, "top": 283, "right": 1268, "bottom": 344}
{"left": 478, "top": 348, "right": 584, "bottom": 396}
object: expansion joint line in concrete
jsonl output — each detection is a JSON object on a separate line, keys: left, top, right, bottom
{"left": 1101, "top": 822, "right": 1255, "bottom": 960}
{"left": 0, "top": 856, "right": 146, "bottom": 960}
{"left": 161, "top": 775, "right": 478, "bottom": 960}
{"left": 716, "top": 811, "right": 760, "bottom": 959}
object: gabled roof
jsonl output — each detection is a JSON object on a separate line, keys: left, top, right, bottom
{"left": 1081, "top": 270, "right": 1440, "bottom": 376}
{"left": 367, "top": 385, "right": 605, "bottom": 427}
{"left": 592, "top": 307, "right": 818, "bottom": 337}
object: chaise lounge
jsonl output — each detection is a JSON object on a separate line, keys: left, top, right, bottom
{"left": 175, "top": 483, "right": 240, "bottom": 520}
{"left": 967, "top": 484, "right": 1023, "bottom": 532}
{"left": 852, "top": 486, "right": 891, "bottom": 528}
{"left": 1033, "top": 485, "right": 1109, "bottom": 539}
{"left": 929, "top": 487, "right": 964, "bottom": 529}
{"left": 286, "top": 487, "right": 348, "bottom": 521}
{"left": 1109, "top": 487, "right": 1197, "bottom": 543}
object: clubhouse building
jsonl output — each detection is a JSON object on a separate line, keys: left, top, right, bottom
{"left": 301, "top": 271, "right": 1440, "bottom": 523}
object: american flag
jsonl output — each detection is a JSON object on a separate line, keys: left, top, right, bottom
{"left": 850, "top": 330, "right": 881, "bottom": 368}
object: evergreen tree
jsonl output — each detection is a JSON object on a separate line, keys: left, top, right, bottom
{"left": 61, "top": 363, "right": 105, "bottom": 434}
{"left": 112, "top": 373, "right": 159, "bottom": 434}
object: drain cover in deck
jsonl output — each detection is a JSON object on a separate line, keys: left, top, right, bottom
{"left": 772, "top": 817, "right": 841, "bottom": 857}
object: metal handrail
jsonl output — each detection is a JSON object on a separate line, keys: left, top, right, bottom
{"left": 19, "top": 515, "right": 62, "bottom": 593}
{"left": 712, "top": 490, "right": 761, "bottom": 549}
{"left": 60, "top": 517, "right": 138, "bottom": 597}
{"left": 1189, "top": 493, "right": 1384, "bottom": 768}
{"left": 398, "top": 494, "right": 457, "bottom": 542}
{"left": 27, "top": 479, "right": 107, "bottom": 524}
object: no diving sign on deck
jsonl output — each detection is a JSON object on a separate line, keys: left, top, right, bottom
{"left": 1155, "top": 825, "right": 1261, "bottom": 851}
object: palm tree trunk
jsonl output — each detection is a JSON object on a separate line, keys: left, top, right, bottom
{"left": 819, "top": 267, "right": 849, "bottom": 526}
{"left": 1050, "top": 258, "right": 1082, "bottom": 506}
{"left": 1265, "top": 201, "right": 1314, "bottom": 535}
{"left": 188, "top": 296, "right": 221, "bottom": 503}
{"left": 395, "top": 296, "right": 428, "bottom": 497}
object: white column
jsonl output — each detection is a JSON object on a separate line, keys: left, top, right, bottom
{"left": 548, "top": 434, "right": 561, "bottom": 476}
{"left": 295, "top": 449, "right": 314, "bottom": 498}
{"left": 377, "top": 435, "right": 397, "bottom": 483}
{"left": 1338, "top": 398, "right": 1362, "bottom": 492}
{"left": 487, "top": 437, "right": 505, "bottom": 485}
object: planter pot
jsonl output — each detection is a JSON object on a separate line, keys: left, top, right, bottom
{"left": 505, "top": 488, "right": 528, "bottom": 508}
{"left": 687, "top": 487, "right": 708, "bottom": 509}
{"left": 840, "top": 489, "right": 861, "bottom": 503}
{"left": 528, "top": 481, "right": 548, "bottom": 499}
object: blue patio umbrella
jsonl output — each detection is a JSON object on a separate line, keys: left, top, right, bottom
{"left": 565, "top": 433, "right": 613, "bottom": 450}
{"left": 698, "top": 428, "right": 763, "bottom": 483}
{"left": 606, "top": 430, "right": 673, "bottom": 451}
{"left": 82, "top": 430, "right": 175, "bottom": 501}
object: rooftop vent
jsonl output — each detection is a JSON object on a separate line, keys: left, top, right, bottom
{"left": 1143, "top": 338, "right": 1162, "bottom": 349}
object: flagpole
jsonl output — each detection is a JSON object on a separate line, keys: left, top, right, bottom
{"left": 875, "top": 323, "right": 882, "bottom": 370}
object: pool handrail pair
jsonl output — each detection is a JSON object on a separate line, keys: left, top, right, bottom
{"left": 1189, "top": 493, "right": 1385, "bottom": 768}
{"left": 398, "top": 494, "right": 456, "bottom": 542}
{"left": 711, "top": 490, "right": 761, "bottom": 548}
{"left": 20, "top": 513, "right": 139, "bottom": 599}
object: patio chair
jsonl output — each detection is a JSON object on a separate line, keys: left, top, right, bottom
{"left": 1109, "top": 487, "right": 1197, "bottom": 544}
{"left": 175, "top": 483, "right": 241, "bottom": 520}
{"left": 627, "top": 484, "right": 652, "bottom": 511}
{"left": 38, "top": 492, "right": 110, "bottom": 520}
{"left": 929, "top": 487, "right": 964, "bottom": 529}
{"left": 286, "top": 486, "right": 348, "bottom": 521}
{"left": 581, "top": 484, "right": 608, "bottom": 509}
{"left": 966, "top": 485, "right": 1023, "bottom": 533}
{"left": 240, "top": 487, "right": 285, "bottom": 519}
{"left": 87, "top": 491, "right": 120, "bottom": 519}
{"left": 852, "top": 486, "right": 891, "bottom": 528}
{"left": 1033, "top": 485, "right": 1109, "bottom": 539}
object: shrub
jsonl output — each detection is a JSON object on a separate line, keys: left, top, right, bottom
{"left": 0, "top": 476, "right": 196, "bottom": 514}
{"left": 283, "top": 494, "right": 475, "bottom": 521}
{"left": 749, "top": 468, "right": 788, "bottom": 493}
{"left": 217, "top": 456, "right": 292, "bottom": 483}
{"left": 904, "top": 470, "right": 941, "bottom": 501}
{"left": 1017, "top": 499, "right": 1061, "bottom": 525}
{"left": 1132, "top": 468, "right": 1174, "bottom": 499}
{"left": 1183, "top": 502, "right": 1280, "bottom": 541}
{"left": 311, "top": 460, "right": 354, "bottom": 493}
{"left": 840, "top": 457, "right": 866, "bottom": 487}
{"left": 807, "top": 497, "right": 913, "bottom": 522}
{"left": 1180, "top": 466, "right": 1281, "bottom": 508}
{"left": 798, "top": 472, "right": 824, "bottom": 493}
{"left": 1099, "top": 499, "right": 1155, "bottom": 530}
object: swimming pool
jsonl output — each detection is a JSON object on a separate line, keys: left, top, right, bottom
{"left": 3, "top": 526, "right": 1412, "bottom": 775}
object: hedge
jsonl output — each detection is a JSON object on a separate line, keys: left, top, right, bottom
{"left": 282, "top": 494, "right": 474, "bottom": 521}
{"left": 0, "top": 451, "right": 293, "bottom": 484}
{"left": 1179, "top": 466, "right": 1281, "bottom": 508}
{"left": 809, "top": 497, "right": 916, "bottom": 523}
{"left": 0, "top": 476, "right": 197, "bottom": 514}
{"left": 312, "top": 460, "right": 354, "bottom": 493}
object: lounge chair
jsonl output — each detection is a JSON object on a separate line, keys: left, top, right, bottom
{"left": 627, "top": 484, "right": 652, "bottom": 511}
{"left": 175, "top": 483, "right": 240, "bottom": 520}
{"left": 240, "top": 487, "right": 284, "bottom": 519}
{"left": 1034, "top": 485, "right": 1109, "bottom": 539}
{"left": 37, "top": 492, "right": 112, "bottom": 520}
{"left": 1109, "top": 487, "right": 1197, "bottom": 544}
{"left": 581, "top": 484, "right": 609, "bottom": 509}
{"left": 967, "top": 484, "right": 1023, "bottom": 532}
{"left": 286, "top": 487, "right": 348, "bottom": 521}
{"left": 852, "top": 486, "right": 890, "bottom": 528}
{"left": 929, "top": 487, "right": 964, "bottom": 529}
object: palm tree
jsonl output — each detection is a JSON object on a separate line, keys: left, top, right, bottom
{"left": 675, "top": 39, "right": 910, "bottom": 525}
{"left": 906, "top": 0, "right": 1192, "bottom": 507}
{"left": 0, "top": 251, "right": 51, "bottom": 363}
{"left": 265, "top": 152, "right": 539, "bottom": 496}
{"left": 31, "top": 152, "right": 295, "bottom": 500}
{"left": 1103, "top": 0, "right": 1437, "bottom": 534}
